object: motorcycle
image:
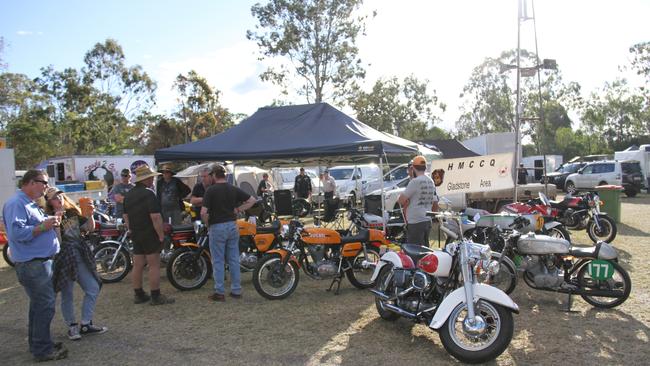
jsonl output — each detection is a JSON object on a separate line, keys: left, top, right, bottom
{"left": 501, "top": 194, "right": 572, "bottom": 242}
{"left": 252, "top": 211, "right": 385, "bottom": 300}
{"left": 165, "top": 219, "right": 285, "bottom": 291}
{"left": 487, "top": 216, "right": 631, "bottom": 308}
{"left": 370, "top": 212, "right": 518, "bottom": 364}
{"left": 1, "top": 230, "right": 13, "bottom": 267}
{"left": 544, "top": 192, "right": 616, "bottom": 243}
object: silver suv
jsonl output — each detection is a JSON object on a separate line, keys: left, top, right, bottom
{"left": 564, "top": 160, "right": 644, "bottom": 197}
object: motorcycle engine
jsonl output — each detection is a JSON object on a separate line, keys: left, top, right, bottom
{"left": 308, "top": 245, "right": 338, "bottom": 277}
{"left": 240, "top": 252, "right": 258, "bottom": 269}
{"left": 393, "top": 269, "right": 434, "bottom": 313}
{"left": 520, "top": 255, "right": 563, "bottom": 288}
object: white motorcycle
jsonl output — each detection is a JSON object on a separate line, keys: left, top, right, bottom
{"left": 370, "top": 212, "right": 518, "bottom": 364}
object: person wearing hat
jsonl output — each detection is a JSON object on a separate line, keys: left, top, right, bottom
{"left": 109, "top": 168, "right": 135, "bottom": 218}
{"left": 123, "top": 165, "right": 175, "bottom": 305}
{"left": 398, "top": 156, "right": 439, "bottom": 246}
{"left": 155, "top": 164, "right": 191, "bottom": 225}
{"left": 201, "top": 164, "right": 257, "bottom": 301}
{"left": 44, "top": 187, "right": 107, "bottom": 341}
{"left": 2, "top": 170, "right": 68, "bottom": 361}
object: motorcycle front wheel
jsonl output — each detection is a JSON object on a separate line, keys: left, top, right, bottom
{"left": 546, "top": 225, "right": 571, "bottom": 242}
{"left": 345, "top": 247, "right": 380, "bottom": 289}
{"left": 577, "top": 260, "right": 631, "bottom": 308}
{"left": 94, "top": 243, "right": 132, "bottom": 283}
{"left": 166, "top": 247, "right": 211, "bottom": 291}
{"left": 253, "top": 255, "right": 299, "bottom": 300}
{"left": 586, "top": 216, "right": 617, "bottom": 243}
{"left": 439, "top": 300, "right": 514, "bottom": 364}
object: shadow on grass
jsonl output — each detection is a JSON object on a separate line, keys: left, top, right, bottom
{"left": 617, "top": 223, "right": 650, "bottom": 238}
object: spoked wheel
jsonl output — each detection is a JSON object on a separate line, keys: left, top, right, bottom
{"left": 439, "top": 300, "right": 514, "bottom": 364}
{"left": 94, "top": 243, "right": 132, "bottom": 283}
{"left": 253, "top": 255, "right": 299, "bottom": 300}
{"left": 478, "top": 253, "right": 517, "bottom": 295}
{"left": 166, "top": 248, "right": 211, "bottom": 291}
{"left": 345, "top": 247, "right": 380, "bottom": 289}
{"left": 546, "top": 226, "right": 571, "bottom": 243}
{"left": 374, "top": 264, "right": 399, "bottom": 321}
{"left": 577, "top": 260, "right": 631, "bottom": 308}
{"left": 586, "top": 216, "right": 617, "bottom": 243}
{"left": 2, "top": 244, "right": 14, "bottom": 267}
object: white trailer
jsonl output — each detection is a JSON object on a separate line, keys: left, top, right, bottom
{"left": 0, "top": 149, "right": 17, "bottom": 215}
{"left": 615, "top": 145, "right": 650, "bottom": 188}
{"left": 45, "top": 155, "right": 155, "bottom": 184}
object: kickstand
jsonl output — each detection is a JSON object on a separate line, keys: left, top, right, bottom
{"left": 326, "top": 277, "right": 342, "bottom": 295}
{"left": 562, "top": 293, "right": 579, "bottom": 313}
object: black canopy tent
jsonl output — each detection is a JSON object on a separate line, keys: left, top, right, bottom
{"left": 154, "top": 103, "right": 419, "bottom": 166}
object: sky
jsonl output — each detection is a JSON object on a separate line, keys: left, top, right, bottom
{"left": 1, "top": 0, "right": 649, "bottom": 131}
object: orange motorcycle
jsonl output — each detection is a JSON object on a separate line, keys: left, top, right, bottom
{"left": 252, "top": 214, "right": 388, "bottom": 300}
{"left": 166, "top": 219, "right": 284, "bottom": 291}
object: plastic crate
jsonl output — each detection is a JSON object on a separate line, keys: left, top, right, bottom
{"left": 85, "top": 180, "right": 104, "bottom": 190}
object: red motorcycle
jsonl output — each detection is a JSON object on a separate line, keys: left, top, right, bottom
{"left": 501, "top": 194, "right": 572, "bottom": 242}
{"left": 540, "top": 192, "right": 616, "bottom": 243}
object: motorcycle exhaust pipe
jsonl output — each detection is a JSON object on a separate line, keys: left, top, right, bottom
{"left": 382, "top": 303, "right": 416, "bottom": 319}
{"left": 369, "top": 289, "right": 394, "bottom": 301}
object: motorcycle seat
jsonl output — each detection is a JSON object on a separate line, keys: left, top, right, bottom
{"left": 340, "top": 229, "right": 369, "bottom": 244}
{"left": 570, "top": 242, "right": 617, "bottom": 260}
{"left": 256, "top": 221, "right": 280, "bottom": 234}
{"left": 172, "top": 224, "right": 194, "bottom": 232}
{"left": 100, "top": 222, "right": 117, "bottom": 230}
{"left": 401, "top": 244, "right": 435, "bottom": 262}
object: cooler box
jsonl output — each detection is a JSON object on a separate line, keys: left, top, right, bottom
{"left": 59, "top": 183, "right": 85, "bottom": 193}
{"left": 595, "top": 185, "right": 623, "bottom": 223}
{"left": 85, "top": 180, "right": 104, "bottom": 190}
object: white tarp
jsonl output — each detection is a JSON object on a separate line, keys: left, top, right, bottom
{"left": 430, "top": 153, "right": 515, "bottom": 195}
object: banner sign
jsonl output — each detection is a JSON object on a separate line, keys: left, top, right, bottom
{"left": 430, "top": 153, "right": 514, "bottom": 195}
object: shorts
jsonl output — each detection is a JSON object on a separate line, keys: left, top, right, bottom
{"left": 131, "top": 234, "right": 162, "bottom": 255}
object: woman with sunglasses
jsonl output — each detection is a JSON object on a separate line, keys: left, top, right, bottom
{"left": 44, "top": 187, "right": 108, "bottom": 341}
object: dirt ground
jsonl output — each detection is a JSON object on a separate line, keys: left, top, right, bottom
{"left": 1, "top": 194, "right": 649, "bottom": 365}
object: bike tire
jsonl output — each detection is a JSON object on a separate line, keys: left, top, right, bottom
{"left": 374, "top": 264, "right": 399, "bottom": 321}
{"left": 93, "top": 242, "right": 132, "bottom": 283}
{"left": 483, "top": 253, "right": 517, "bottom": 295}
{"left": 2, "top": 244, "right": 14, "bottom": 267}
{"left": 166, "top": 247, "right": 211, "bottom": 291}
{"left": 546, "top": 225, "right": 571, "bottom": 243}
{"left": 577, "top": 260, "right": 631, "bottom": 308}
{"left": 586, "top": 216, "right": 617, "bottom": 243}
{"left": 253, "top": 254, "right": 299, "bottom": 300}
{"left": 345, "top": 246, "right": 380, "bottom": 289}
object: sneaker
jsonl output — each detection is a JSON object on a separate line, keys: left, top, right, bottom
{"left": 229, "top": 292, "right": 242, "bottom": 299}
{"left": 134, "top": 292, "right": 151, "bottom": 304}
{"left": 80, "top": 322, "right": 108, "bottom": 335}
{"left": 208, "top": 293, "right": 225, "bottom": 302}
{"left": 150, "top": 294, "right": 175, "bottom": 306}
{"left": 67, "top": 323, "right": 81, "bottom": 340}
{"left": 34, "top": 345, "right": 68, "bottom": 362}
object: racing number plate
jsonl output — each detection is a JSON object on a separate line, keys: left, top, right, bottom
{"left": 587, "top": 260, "right": 614, "bottom": 280}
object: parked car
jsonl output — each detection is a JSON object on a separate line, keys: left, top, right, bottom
{"left": 328, "top": 164, "right": 382, "bottom": 204}
{"left": 564, "top": 160, "right": 644, "bottom": 197}
{"left": 271, "top": 168, "right": 322, "bottom": 196}
{"left": 540, "top": 162, "right": 587, "bottom": 190}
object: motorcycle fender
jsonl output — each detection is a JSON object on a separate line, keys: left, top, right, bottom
{"left": 99, "top": 240, "right": 123, "bottom": 248}
{"left": 177, "top": 242, "right": 200, "bottom": 249}
{"left": 429, "top": 284, "right": 519, "bottom": 330}
{"left": 544, "top": 221, "right": 563, "bottom": 230}
{"left": 370, "top": 252, "right": 404, "bottom": 282}
{"left": 265, "top": 249, "right": 300, "bottom": 268}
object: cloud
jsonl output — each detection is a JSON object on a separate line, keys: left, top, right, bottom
{"left": 16, "top": 30, "right": 43, "bottom": 36}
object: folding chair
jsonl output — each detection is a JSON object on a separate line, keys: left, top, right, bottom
{"left": 321, "top": 197, "right": 346, "bottom": 229}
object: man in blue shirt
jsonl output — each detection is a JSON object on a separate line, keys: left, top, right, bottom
{"left": 3, "top": 169, "right": 67, "bottom": 361}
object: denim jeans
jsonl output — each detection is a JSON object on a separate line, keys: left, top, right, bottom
{"left": 60, "top": 247, "right": 101, "bottom": 325}
{"left": 208, "top": 221, "right": 241, "bottom": 295}
{"left": 15, "top": 259, "right": 56, "bottom": 357}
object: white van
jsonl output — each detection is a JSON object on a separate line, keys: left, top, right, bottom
{"left": 328, "top": 164, "right": 382, "bottom": 204}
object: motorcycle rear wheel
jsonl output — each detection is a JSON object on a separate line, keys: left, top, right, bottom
{"left": 577, "top": 260, "right": 631, "bottom": 308}
{"left": 586, "top": 216, "right": 617, "bottom": 243}
{"left": 374, "top": 264, "right": 399, "bottom": 321}
{"left": 439, "top": 300, "right": 514, "bottom": 364}
{"left": 345, "top": 246, "right": 380, "bottom": 289}
{"left": 166, "top": 247, "right": 211, "bottom": 291}
{"left": 253, "top": 255, "right": 299, "bottom": 300}
{"left": 2, "top": 244, "right": 14, "bottom": 267}
{"left": 94, "top": 243, "right": 132, "bottom": 283}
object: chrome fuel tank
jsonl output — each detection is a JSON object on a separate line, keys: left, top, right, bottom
{"left": 516, "top": 233, "right": 570, "bottom": 255}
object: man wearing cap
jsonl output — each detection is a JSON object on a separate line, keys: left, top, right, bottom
{"left": 2, "top": 170, "right": 68, "bottom": 361}
{"left": 109, "top": 168, "right": 135, "bottom": 218}
{"left": 293, "top": 167, "right": 312, "bottom": 199}
{"left": 123, "top": 165, "right": 175, "bottom": 305}
{"left": 201, "top": 164, "right": 256, "bottom": 301}
{"left": 398, "top": 156, "right": 439, "bottom": 246}
{"left": 156, "top": 164, "right": 191, "bottom": 225}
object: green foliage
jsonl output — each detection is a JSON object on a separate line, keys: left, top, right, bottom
{"left": 173, "top": 70, "right": 234, "bottom": 142}
{"left": 247, "top": 0, "right": 370, "bottom": 103}
{"left": 137, "top": 113, "right": 185, "bottom": 154}
{"left": 349, "top": 75, "right": 446, "bottom": 140}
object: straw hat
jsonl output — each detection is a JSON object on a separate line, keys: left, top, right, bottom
{"left": 158, "top": 164, "right": 175, "bottom": 174}
{"left": 134, "top": 165, "right": 161, "bottom": 182}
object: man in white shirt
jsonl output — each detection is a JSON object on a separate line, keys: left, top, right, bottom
{"left": 398, "top": 156, "right": 439, "bottom": 246}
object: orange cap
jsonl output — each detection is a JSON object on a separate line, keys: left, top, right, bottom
{"left": 411, "top": 155, "right": 426, "bottom": 167}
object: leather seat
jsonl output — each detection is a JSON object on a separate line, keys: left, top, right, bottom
{"left": 100, "top": 222, "right": 117, "bottom": 230}
{"left": 401, "top": 244, "right": 435, "bottom": 262}
{"left": 340, "top": 229, "right": 369, "bottom": 244}
{"left": 172, "top": 224, "right": 194, "bottom": 232}
{"left": 256, "top": 221, "right": 281, "bottom": 234}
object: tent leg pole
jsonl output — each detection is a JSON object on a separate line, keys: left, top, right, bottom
{"left": 380, "top": 157, "right": 386, "bottom": 235}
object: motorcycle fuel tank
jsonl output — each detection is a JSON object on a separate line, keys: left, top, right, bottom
{"left": 517, "top": 233, "right": 570, "bottom": 255}
{"left": 302, "top": 227, "right": 342, "bottom": 245}
{"left": 417, "top": 251, "right": 453, "bottom": 277}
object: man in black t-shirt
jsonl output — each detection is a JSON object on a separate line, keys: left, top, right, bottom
{"left": 190, "top": 167, "right": 214, "bottom": 218}
{"left": 293, "top": 167, "right": 312, "bottom": 199}
{"left": 256, "top": 173, "right": 273, "bottom": 197}
{"left": 201, "top": 164, "right": 256, "bottom": 301}
{"left": 124, "top": 165, "right": 175, "bottom": 305}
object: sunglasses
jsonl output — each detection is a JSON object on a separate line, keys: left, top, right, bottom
{"left": 34, "top": 179, "right": 49, "bottom": 185}
{"left": 121, "top": 174, "right": 130, "bottom": 177}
